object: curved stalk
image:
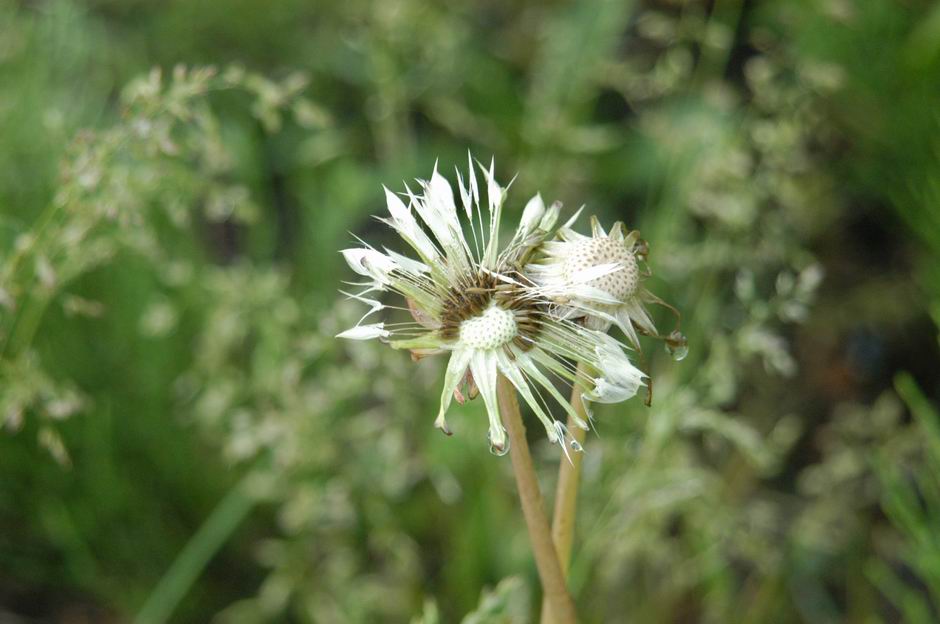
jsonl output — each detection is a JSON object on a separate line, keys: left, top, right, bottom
{"left": 496, "top": 374, "right": 578, "bottom": 624}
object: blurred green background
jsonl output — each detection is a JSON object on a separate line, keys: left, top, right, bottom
{"left": 1, "top": 0, "right": 939, "bottom": 622}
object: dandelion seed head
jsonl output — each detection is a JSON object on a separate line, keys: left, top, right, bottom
{"left": 527, "top": 216, "right": 682, "bottom": 352}
{"left": 563, "top": 237, "right": 639, "bottom": 301}
{"left": 437, "top": 270, "right": 544, "bottom": 350}
{"left": 339, "top": 157, "right": 650, "bottom": 451}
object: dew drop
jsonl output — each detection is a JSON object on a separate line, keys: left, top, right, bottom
{"left": 488, "top": 428, "right": 510, "bottom": 456}
{"left": 665, "top": 330, "right": 689, "bottom": 361}
{"left": 489, "top": 439, "right": 510, "bottom": 456}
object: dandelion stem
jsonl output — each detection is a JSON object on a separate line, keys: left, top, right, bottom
{"left": 540, "top": 362, "right": 589, "bottom": 624}
{"left": 496, "top": 374, "right": 578, "bottom": 624}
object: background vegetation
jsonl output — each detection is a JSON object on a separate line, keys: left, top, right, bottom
{"left": 1, "top": 0, "right": 938, "bottom": 622}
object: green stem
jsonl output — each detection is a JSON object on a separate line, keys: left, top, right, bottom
{"left": 496, "top": 374, "right": 578, "bottom": 624}
{"left": 134, "top": 473, "right": 256, "bottom": 624}
{"left": 540, "top": 364, "right": 589, "bottom": 624}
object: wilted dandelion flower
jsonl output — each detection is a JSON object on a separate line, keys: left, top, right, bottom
{"left": 526, "top": 215, "right": 686, "bottom": 357}
{"left": 338, "top": 159, "right": 645, "bottom": 452}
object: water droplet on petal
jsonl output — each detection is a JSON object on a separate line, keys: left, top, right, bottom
{"left": 488, "top": 428, "right": 510, "bottom": 456}
{"left": 489, "top": 439, "right": 510, "bottom": 456}
{"left": 665, "top": 330, "right": 689, "bottom": 361}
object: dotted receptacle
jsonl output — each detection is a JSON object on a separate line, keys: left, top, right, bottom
{"left": 459, "top": 304, "right": 518, "bottom": 350}
{"left": 562, "top": 237, "right": 639, "bottom": 301}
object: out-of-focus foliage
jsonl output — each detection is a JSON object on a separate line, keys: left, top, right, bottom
{"left": 1, "top": 63, "right": 314, "bottom": 455}
{"left": 413, "top": 576, "right": 530, "bottom": 624}
{"left": 0, "top": 0, "right": 938, "bottom": 623}
{"left": 869, "top": 374, "right": 940, "bottom": 623}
